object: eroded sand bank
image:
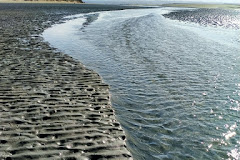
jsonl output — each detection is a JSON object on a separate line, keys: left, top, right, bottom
{"left": 0, "top": 3, "right": 138, "bottom": 159}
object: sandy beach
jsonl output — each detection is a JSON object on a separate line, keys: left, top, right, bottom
{"left": 0, "top": 3, "right": 138, "bottom": 159}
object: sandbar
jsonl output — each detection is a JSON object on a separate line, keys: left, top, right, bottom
{"left": 0, "top": 3, "right": 137, "bottom": 159}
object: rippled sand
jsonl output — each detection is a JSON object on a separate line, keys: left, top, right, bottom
{"left": 0, "top": 3, "right": 138, "bottom": 159}
{"left": 162, "top": 3, "right": 240, "bottom": 9}
{"left": 163, "top": 8, "right": 240, "bottom": 29}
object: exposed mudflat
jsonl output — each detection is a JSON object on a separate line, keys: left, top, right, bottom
{"left": 0, "top": 3, "right": 138, "bottom": 159}
{"left": 163, "top": 8, "right": 240, "bottom": 29}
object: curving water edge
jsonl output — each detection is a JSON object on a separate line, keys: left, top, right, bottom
{"left": 43, "top": 7, "right": 240, "bottom": 160}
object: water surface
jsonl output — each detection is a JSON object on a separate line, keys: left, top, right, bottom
{"left": 43, "top": 8, "right": 240, "bottom": 159}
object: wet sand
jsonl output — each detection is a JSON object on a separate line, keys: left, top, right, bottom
{"left": 0, "top": 3, "right": 138, "bottom": 159}
{"left": 162, "top": 3, "right": 240, "bottom": 9}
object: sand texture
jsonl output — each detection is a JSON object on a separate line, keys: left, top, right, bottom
{"left": 0, "top": 3, "right": 136, "bottom": 159}
{"left": 162, "top": 3, "right": 240, "bottom": 9}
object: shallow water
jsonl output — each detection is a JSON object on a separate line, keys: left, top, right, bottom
{"left": 43, "top": 8, "right": 240, "bottom": 159}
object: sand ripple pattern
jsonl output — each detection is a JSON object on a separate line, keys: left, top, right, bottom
{"left": 163, "top": 8, "right": 240, "bottom": 29}
{"left": 0, "top": 3, "right": 135, "bottom": 160}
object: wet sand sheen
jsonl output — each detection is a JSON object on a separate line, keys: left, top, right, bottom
{"left": 0, "top": 3, "right": 139, "bottom": 159}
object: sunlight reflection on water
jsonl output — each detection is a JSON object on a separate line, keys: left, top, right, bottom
{"left": 43, "top": 8, "right": 240, "bottom": 160}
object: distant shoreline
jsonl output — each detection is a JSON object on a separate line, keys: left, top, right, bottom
{"left": 162, "top": 3, "right": 240, "bottom": 9}
{"left": 1, "top": 1, "right": 240, "bottom": 9}
{"left": 0, "top": 0, "right": 83, "bottom": 4}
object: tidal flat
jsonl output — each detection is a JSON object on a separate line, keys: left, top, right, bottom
{"left": 42, "top": 5, "right": 240, "bottom": 160}
{"left": 1, "top": 2, "right": 240, "bottom": 160}
{"left": 0, "top": 3, "right": 140, "bottom": 159}
{"left": 162, "top": 3, "right": 240, "bottom": 9}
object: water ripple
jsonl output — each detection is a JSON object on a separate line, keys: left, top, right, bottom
{"left": 163, "top": 8, "right": 240, "bottom": 29}
{"left": 43, "top": 8, "right": 240, "bottom": 160}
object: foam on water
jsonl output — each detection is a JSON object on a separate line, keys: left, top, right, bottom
{"left": 43, "top": 8, "right": 240, "bottom": 159}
